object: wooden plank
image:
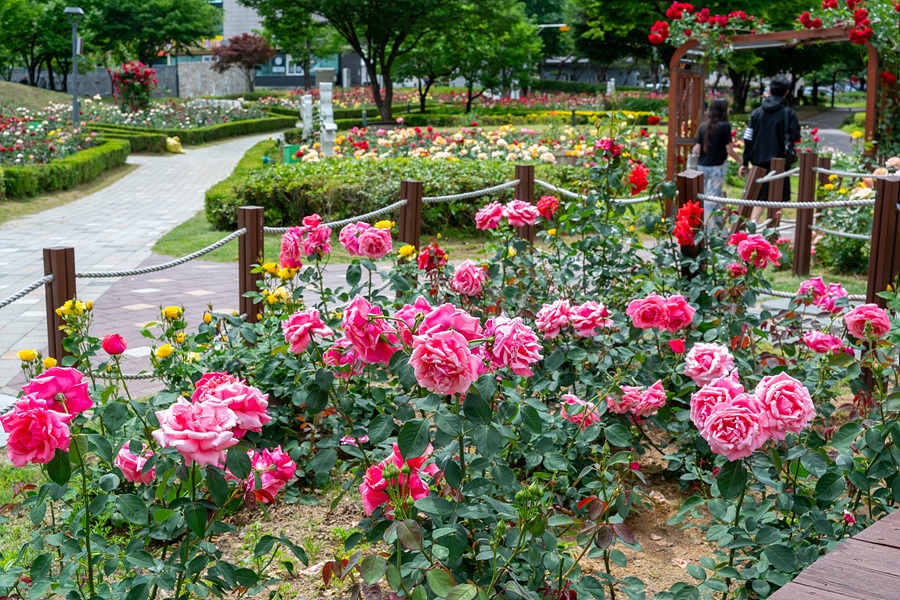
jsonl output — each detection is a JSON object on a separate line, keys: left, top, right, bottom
{"left": 770, "top": 585, "right": 869, "bottom": 600}
{"left": 788, "top": 551, "right": 900, "bottom": 600}
{"left": 854, "top": 507, "right": 900, "bottom": 548}
{"left": 793, "top": 152, "right": 817, "bottom": 277}
{"left": 515, "top": 164, "right": 535, "bottom": 244}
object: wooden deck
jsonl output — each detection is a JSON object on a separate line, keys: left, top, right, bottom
{"left": 769, "top": 509, "right": 900, "bottom": 599}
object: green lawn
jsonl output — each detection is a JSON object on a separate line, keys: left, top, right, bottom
{"left": 0, "top": 81, "right": 71, "bottom": 112}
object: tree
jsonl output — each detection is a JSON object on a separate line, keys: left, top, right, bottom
{"left": 0, "top": 0, "right": 43, "bottom": 86}
{"left": 394, "top": 36, "right": 458, "bottom": 113}
{"left": 211, "top": 33, "right": 275, "bottom": 92}
{"left": 254, "top": 10, "right": 343, "bottom": 90}
{"left": 239, "top": 0, "right": 467, "bottom": 122}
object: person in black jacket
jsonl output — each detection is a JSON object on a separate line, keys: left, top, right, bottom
{"left": 739, "top": 75, "right": 801, "bottom": 222}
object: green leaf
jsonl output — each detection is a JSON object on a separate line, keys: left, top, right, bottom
{"left": 47, "top": 449, "right": 71, "bottom": 485}
{"left": 414, "top": 496, "right": 454, "bottom": 516}
{"left": 359, "top": 554, "right": 387, "bottom": 585}
{"left": 462, "top": 394, "right": 492, "bottom": 426}
{"left": 520, "top": 405, "right": 542, "bottom": 433}
{"left": 716, "top": 460, "right": 747, "bottom": 500}
{"left": 686, "top": 564, "right": 706, "bottom": 581}
{"left": 184, "top": 503, "right": 207, "bottom": 537}
{"left": 426, "top": 568, "right": 456, "bottom": 597}
{"left": 446, "top": 583, "right": 478, "bottom": 600}
{"left": 604, "top": 423, "right": 632, "bottom": 447}
{"left": 396, "top": 519, "right": 424, "bottom": 551}
{"left": 308, "top": 449, "right": 337, "bottom": 474}
{"left": 346, "top": 264, "right": 361, "bottom": 286}
{"left": 800, "top": 452, "right": 828, "bottom": 478}
{"left": 474, "top": 374, "right": 497, "bottom": 400}
{"left": 99, "top": 473, "right": 120, "bottom": 492}
{"left": 30, "top": 553, "right": 52, "bottom": 581}
{"left": 764, "top": 544, "right": 799, "bottom": 573}
{"left": 544, "top": 349, "right": 565, "bottom": 371}
{"left": 226, "top": 447, "right": 252, "bottom": 480}
{"left": 815, "top": 471, "right": 846, "bottom": 503}
{"left": 116, "top": 494, "right": 148, "bottom": 525}
{"left": 398, "top": 419, "right": 430, "bottom": 460}
{"left": 367, "top": 413, "right": 395, "bottom": 444}
{"left": 831, "top": 423, "right": 863, "bottom": 452}
{"left": 103, "top": 402, "right": 131, "bottom": 432}
{"left": 207, "top": 467, "right": 230, "bottom": 508}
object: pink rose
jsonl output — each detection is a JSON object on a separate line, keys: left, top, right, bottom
{"left": 115, "top": 444, "right": 155, "bottom": 485}
{"left": 754, "top": 373, "right": 815, "bottom": 440}
{"left": 301, "top": 225, "right": 332, "bottom": 258}
{"left": 324, "top": 338, "right": 363, "bottom": 378}
{"left": 607, "top": 385, "right": 642, "bottom": 414}
{"left": 245, "top": 447, "right": 296, "bottom": 502}
{"left": 690, "top": 373, "right": 745, "bottom": 429}
{"left": 341, "top": 296, "right": 399, "bottom": 364}
{"left": 22, "top": 366, "right": 93, "bottom": 415}
{"left": 280, "top": 227, "right": 304, "bottom": 269}
{"left": 282, "top": 308, "right": 334, "bottom": 353}
{"left": 736, "top": 234, "right": 782, "bottom": 269}
{"left": 634, "top": 380, "right": 667, "bottom": 417}
{"left": 663, "top": 295, "right": 696, "bottom": 332}
{"left": 358, "top": 226, "right": 393, "bottom": 260}
{"left": 302, "top": 214, "right": 321, "bottom": 229}
{"left": 451, "top": 260, "right": 487, "bottom": 296}
{"left": 537, "top": 195, "right": 559, "bottom": 219}
{"left": 560, "top": 393, "right": 601, "bottom": 430}
{"left": 701, "top": 394, "right": 770, "bottom": 460}
{"left": 191, "top": 372, "right": 241, "bottom": 403}
{"left": 0, "top": 395, "right": 73, "bottom": 467}
{"left": 536, "top": 299, "right": 573, "bottom": 339}
{"left": 503, "top": 199, "right": 539, "bottom": 227}
{"left": 419, "top": 303, "right": 484, "bottom": 343}
{"left": 102, "top": 334, "right": 127, "bottom": 355}
{"left": 797, "top": 277, "right": 826, "bottom": 299}
{"left": 409, "top": 331, "right": 480, "bottom": 395}
{"left": 726, "top": 263, "right": 747, "bottom": 278}
{"left": 684, "top": 343, "right": 736, "bottom": 386}
{"left": 341, "top": 434, "right": 369, "bottom": 446}
{"left": 802, "top": 331, "right": 845, "bottom": 354}
{"left": 359, "top": 445, "right": 435, "bottom": 518}
{"left": 339, "top": 222, "right": 370, "bottom": 256}
{"left": 669, "top": 339, "right": 685, "bottom": 354}
{"left": 816, "top": 283, "right": 848, "bottom": 314}
{"left": 844, "top": 303, "right": 891, "bottom": 339}
{"left": 626, "top": 292, "right": 668, "bottom": 330}
{"left": 475, "top": 201, "right": 504, "bottom": 230}
{"left": 393, "top": 296, "right": 433, "bottom": 345}
{"left": 198, "top": 380, "right": 271, "bottom": 438}
{"left": 484, "top": 316, "right": 543, "bottom": 377}
{"left": 152, "top": 399, "right": 240, "bottom": 466}
{"left": 570, "top": 301, "right": 612, "bottom": 337}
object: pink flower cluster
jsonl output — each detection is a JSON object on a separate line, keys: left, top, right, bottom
{"left": 451, "top": 260, "right": 487, "bottom": 296}
{"left": 282, "top": 308, "right": 334, "bottom": 353}
{"left": 339, "top": 222, "right": 393, "bottom": 259}
{"left": 560, "top": 394, "right": 601, "bottom": 430}
{"left": 729, "top": 233, "right": 782, "bottom": 269}
{"left": 607, "top": 380, "right": 667, "bottom": 418}
{"left": 796, "top": 277, "right": 848, "bottom": 314}
{"left": 692, "top": 372, "right": 814, "bottom": 460}
{"left": 475, "top": 200, "right": 539, "bottom": 230}
{"left": 844, "top": 304, "right": 891, "bottom": 340}
{"left": 625, "top": 292, "right": 696, "bottom": 332}
{"left": 324, "top": 338, "right": 363, "bottom": 378}
{"left": 240, "top": 447, "right": 297, "bottom": 503}
{"left": 360, "top": 443, "right": 439, "bottom": 518}
{"left": 684, "top": 342, "right": 735, "bottom": 386}
{"left": 115, "top": 444, "right": 155, "bottom": 485}
{"left": 536, "top": 299, "right": 612, "bottom": 339}
{"left": 802, "top": 331, "right": 847, "bottom": 354}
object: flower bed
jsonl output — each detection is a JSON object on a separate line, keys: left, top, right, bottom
{"left": 0, "top": 111, "right": 100, "bottom": 167}
{"left": 78, "top": 99, "right": 269, "bottom": 130}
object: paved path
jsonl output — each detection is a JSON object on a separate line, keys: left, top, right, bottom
{"left": 800, "top": 107, "right": 862, "bottom": 154}
{"left": 0, "top": 133, "right": 275, "bottom": 400}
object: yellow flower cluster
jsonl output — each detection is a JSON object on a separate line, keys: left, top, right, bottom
{"left": 374, "top": 220, "right": 395, "bottom": 230}
{"left": 163, "top": 306, "right": 182, "bottom": 320}
{"left": 266, "top": 286, "right": 290, "bottom": 305}
{"left": 56, "top": 299, "right": 89, "bottom": 316}
{"left": 851, "top": 131, "right": 863, "bottom": 139}
{"left": 17, "top": 349, "right": 37, "bottom": 362}
{"left": 156, "top": 344, "right": 174, "bottom": 358}
{"left": 278, "top": 267, "right": 299, "bottom": 280}
{"left": 398, "top": 244, "right": 416, "bottom": 258}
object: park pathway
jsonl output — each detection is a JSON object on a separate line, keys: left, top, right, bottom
{"left": 801, "top": 106, "right": 861, "bottom": 154}
{"left": 0, "top": 132, "right": 276, "bottom": 403}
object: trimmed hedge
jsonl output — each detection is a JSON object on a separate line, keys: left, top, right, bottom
{"left": 88, "top": 116, "right": 297, "bottom": 146}
{"left": 0, "top": 166, "right": 5, "bottom": 201}
{"left": 202, "top": 91, "right": 289, "bottom": 101}
{"left": 205, "top": 139, "right": 276, "bottom": 225}
{"left": 3, "top": 139, "right": 131, "bottom": 199}
{"left": 529, "top": 79, "right": 658, "bottom": 94}
{"left": 88, "top": 125, "right": 167, "bottom": 153}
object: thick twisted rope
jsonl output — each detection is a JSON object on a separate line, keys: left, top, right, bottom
{"left": 422, "top": 180, "right": 519, "bottom": 203}
{"left": 756, "top": 167, "right": 800, "bottom": 183}
{"left": 698, "top": 193, "right": 875, "bottom": 209}
{"left": 264, "top": 199, "right": 409, "bottom": 234}
{"left": 612, "top": 193, "right": 666, "bottom": 205}
{"left": 809, "top": 224, "right": 870, "bottom": 241}
{"left": 534, "top": 178, "right": 587, "bottom": 199}
{"left": 813, "top": 166, "right": 895, "bottom": 180}
{"left": 753, "top": 287, "right": 866, "bottom": 301}
{"left": 76, "top": 229, "right": 247, "bottom": 278}
{"left": 0, "top": 275, "right": 54, "bottom": 309}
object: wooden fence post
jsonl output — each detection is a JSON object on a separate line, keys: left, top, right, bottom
{"left": 238, "top": 206, "right": 264, "bottom": 323}
{"left": 676, "top": 169, "right": 704, "bottom": 277}
{"left": 398, "top": 180, "right": 424, "bottom": 249}
{"left": 766, "top": 158, "right": 786, "bottom": 227}
{"left": 866, "top": 174, "right": 900, "bottom": 308}
{"left": 792, "top": 152, "right": 817, "bottom": 277}
{"left": 43, "top": 247, "right": 76, "bottom": 361}
{"left": 728, "top": 165, "right": 766, "bottom": 235}
{"left": 515, "top": 164, "right": 535, "bottom": 244}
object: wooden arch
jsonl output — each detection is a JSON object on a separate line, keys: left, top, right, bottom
{"left": 666, "top": 26, "right": 879, "bottom": 179}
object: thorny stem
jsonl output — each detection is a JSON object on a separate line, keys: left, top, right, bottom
{"left": 721, "top": 482, "right": 748, "bottom": 600}
{"left": 74, "top": 443, "right": 96, "bottom": 597}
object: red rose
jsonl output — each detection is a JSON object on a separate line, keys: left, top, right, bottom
{"left": 647, "top": 115, "right": 662, "bottom": 125}
{"left": 882, "top": 71, "right": 897, "bottom": 85}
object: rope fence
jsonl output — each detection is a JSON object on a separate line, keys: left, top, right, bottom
{"left": 813, "top": 166, "right": 895, "bottom": 180}
{"left": 534, "top": 178, "right": 666, "bottom": 205}
{"left": 697, "top": 193, "right": 876, "bottom": 210}
{"left": 756, "top": 167, "right": 800, "bottom": 183}
{"left": 809, "top": 224, "right": 870, "bottom": 241}
{"left": 753, "top": 287, "right": 866, "bottom": 302}
{"left": 0, "top": 275, "right": 54, "bottom": 309}
{"left": 264, "top": 199, "right": 409, "bottom": 234}
{"left": 422, "top": 180, "right": 519, "bottom": 203}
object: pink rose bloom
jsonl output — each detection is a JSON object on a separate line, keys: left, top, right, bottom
{"left": 152, "top": 399, "right": 240, "bottom": 466}
{"left": 200, "top": 380, "right": 271, "bottom": 438}
{"left": 475, "top": 201, "right": 504, "bottom": 230}
{"left": 560, "top": 393, "right": 601, "bottom": 430}
{"left": 393, "top": 296, "right": 433, "bottom": 345}
{"left": 684, "top": 343, "right": 735, "bottom": 386}
{"left": 844, "top": 303, "right": 891, "bottom": 339}
{"left": 419, "top": 303, "right": 484, "bottom": 343}
{"left": 802, "top": 331, "right": 845, "bottom": 354}
{"left": 410, "top": 331, "right": 480, "bottom": 395}
{"left": 570, "top": 301, "right": 612, "bottom": 337}
{"left": 357, "top": 226, "right": 393, "bottom": 260}
{"left": 663, "top": 295, "right": 696, "bottom": 332}
{"left": 726, "top": 263, "right": 747, "bottom": 278}
{"left": 701, "top": 394, "right": 770, "bottom": 460}
{"left": 342, "top": 296, "right": 399, "bottom": 364}
{"left": 737, "top": 234, "right": 782, "bottom": 269}
{"left": 607, "top": 385, "right": 642, "bottom": 414}
{"left": 626, "top": 292, "right": 668, "bottom": 330}
{"left": 282, "top": 308, "right": 334, "bottom": 353}
{"left": 484, "top": 316, "right": 543, "bottom": 377}
{"left": 22, "top": 366, "right": 93, "bottom": 415}
{"left": 302, "top": 214, "right": 321, "bottom": 229}
{"left": 246, "top": 446, "right": 297, "bottom": 502}
{"left": 536, "top": 299, "right": 573, "bottom": 339}
{"left": 102, "top": 334, "right": 127, "bottom": 355}
{"left": 797, "top": 276, "right": 826, "bottom": 299}
{"left": 690, "top": 373, "right": 745, "bottom": 429}
{"left": 280, "top": 227, "right": 304, "bottom": 269}
{"left": 503, "top": 199, "right": 539, "bottom": 227}
{"left": 391, "top": 442, "right": 440, "bottom": 478}
{"left": 359, "top": 445, "right": 435, "bottom": 518}
{"left": 816, "top": 283, "right": 848, "bottom": 314}
{"left": 754, "top": 373, "right": 815, "bottom": 440}
{"left": 324, "top": 338, "right": 363, "bottom": 378}
{"left": 634, "top": 380, "right": 667, "bottom": 417}
{"left": 0, "top": 395, "right": 73, "bottom": 467}
{"left": 341, "top": 434, "right": 369, "bottom": 446}
{"left": 451, "top": 260, "right": 487, "bottom": 296}
{"left": 191, "top": 372, "right": 241, "bottom": 403}
{"left": 301, "top": 225, "right": 332, "bottom": 258}
{"left": 115, "top": 444, "right": 155, "bottom": 485}
{"left": 339, "top": 222, "right": 371, "bottom": 256}
{"left": 669, "top": 339, "right": 686, "bottom": 354}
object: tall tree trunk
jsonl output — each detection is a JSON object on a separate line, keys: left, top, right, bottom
{"left": 46, "top": 58, "right": 55, "bottom": 91}
{"left": 418, "top": 78, "right": 428, "bottom": 113}
{"left": 364, "top": 60, "right": 388, "bottom": 121}
{"left": 728, "top": 67, "right": 752, "bottom": 113}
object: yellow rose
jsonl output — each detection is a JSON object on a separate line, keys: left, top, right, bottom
{"left": 186, "top": 352, "right": 201, "bottom": 364}
{"left": 73, "top": 300, "right": 86, "bottom": 315}
{"left": 17, "top": 349, "right": 37, "bottom": 362}
{"left": 628, "top": 225, "right": 635, "bottom": 233}
{"left": 374, "top": 220, "right": 395, "bottom": 230}
{"left": 85, "top": 300, "right": 93, "bottom": 310}
{"left": 398, "top": 244, "right": 416, "bottom": 258}
{"left": 203, "top": 313, "right": 212, "bottom": 324}
{"left": 163, "top": 306, "right": 182, "bottom": 320}
{"left": 43, "top": 357, "right": 57, "bottom": 369}
{"left": 851, "top": 130, "right": 863, "bottom": 139}
{"left": 838, "top": 188, "right": 847, "bottom": 194}
{"left": 829, "top": 174, "right": 838, "bottom": 181}
{"left": 278, "top": 267, "right": 298, "bottom": 280}
{"left": 507, "top": 247, "right": 517, "bottom": 258}
{"left": 823, "top": 183, "right": 834, "bottom": 191}
{"left": 175, "top": 332, "right": 186, "bottom": 344}
{"left": 155, "top": 344, "right": 174, "bottom": 359}
{"left": 262, "top": 261, "right": 279, "bottom": 275}
{"left": 547, "top": 229, "right": 557, "bottom": 236}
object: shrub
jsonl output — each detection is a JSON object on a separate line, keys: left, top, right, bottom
{"left": 92, "top": 116, "right": 296, "bottom": 146}
{"left": 3, "top": 139, "right": 130, "bottom": 198}
{"left": 111, "top": 61, "right": 157, "bottom": 112}
{"left": 0, "top": 165, "right": 5, "bottom": 201}
{"left": 87, "top": 126, "right": 167, "bottom": 153}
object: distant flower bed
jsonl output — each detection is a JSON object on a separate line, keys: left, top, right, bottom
{"left": 0, "top": 109, "right": 99, "bottom": 166}
{"left": 75, "top": 99, "right": 269, "bottom": 130}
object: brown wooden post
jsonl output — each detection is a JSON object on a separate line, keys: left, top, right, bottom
{"left": 866, "top": 175, "right": 900, "bottom": 309}
{"left": 676, "top": 170, "right": 704, "bottom": 277}
{"left": 43, "top": 247, "right": 76, "bottom": 361}
{"left": 766, "top": 158, "right": 786, "bottom": 226}
{"left": 398, "top": 180, "right": 424, "bottom": 249}
{"left": 515, "top": 164, "right": 535, "bottom": 244}
{"left": 792, "top": 152, "right": 817, "bottom": 277}
{"left": 728, "top": 165, "right": 766, "bottom": 235}
{"left": 238, "top": 206, "right": 264, "bottom": 323}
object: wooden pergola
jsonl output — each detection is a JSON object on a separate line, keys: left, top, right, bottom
{"left": 666, "top": 26, "right": 879, "bottom": 179}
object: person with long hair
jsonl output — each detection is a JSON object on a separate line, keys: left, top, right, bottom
{"left": 692, "top": 97, "right": 743, "bottom": 230}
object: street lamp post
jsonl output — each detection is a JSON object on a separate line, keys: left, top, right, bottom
{"left": 64, "top": 7, "right": 84, "bottom": 127}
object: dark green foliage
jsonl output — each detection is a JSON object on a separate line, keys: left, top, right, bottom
{"left": 91, "top": 116, "right": 296, "bottom": 146}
